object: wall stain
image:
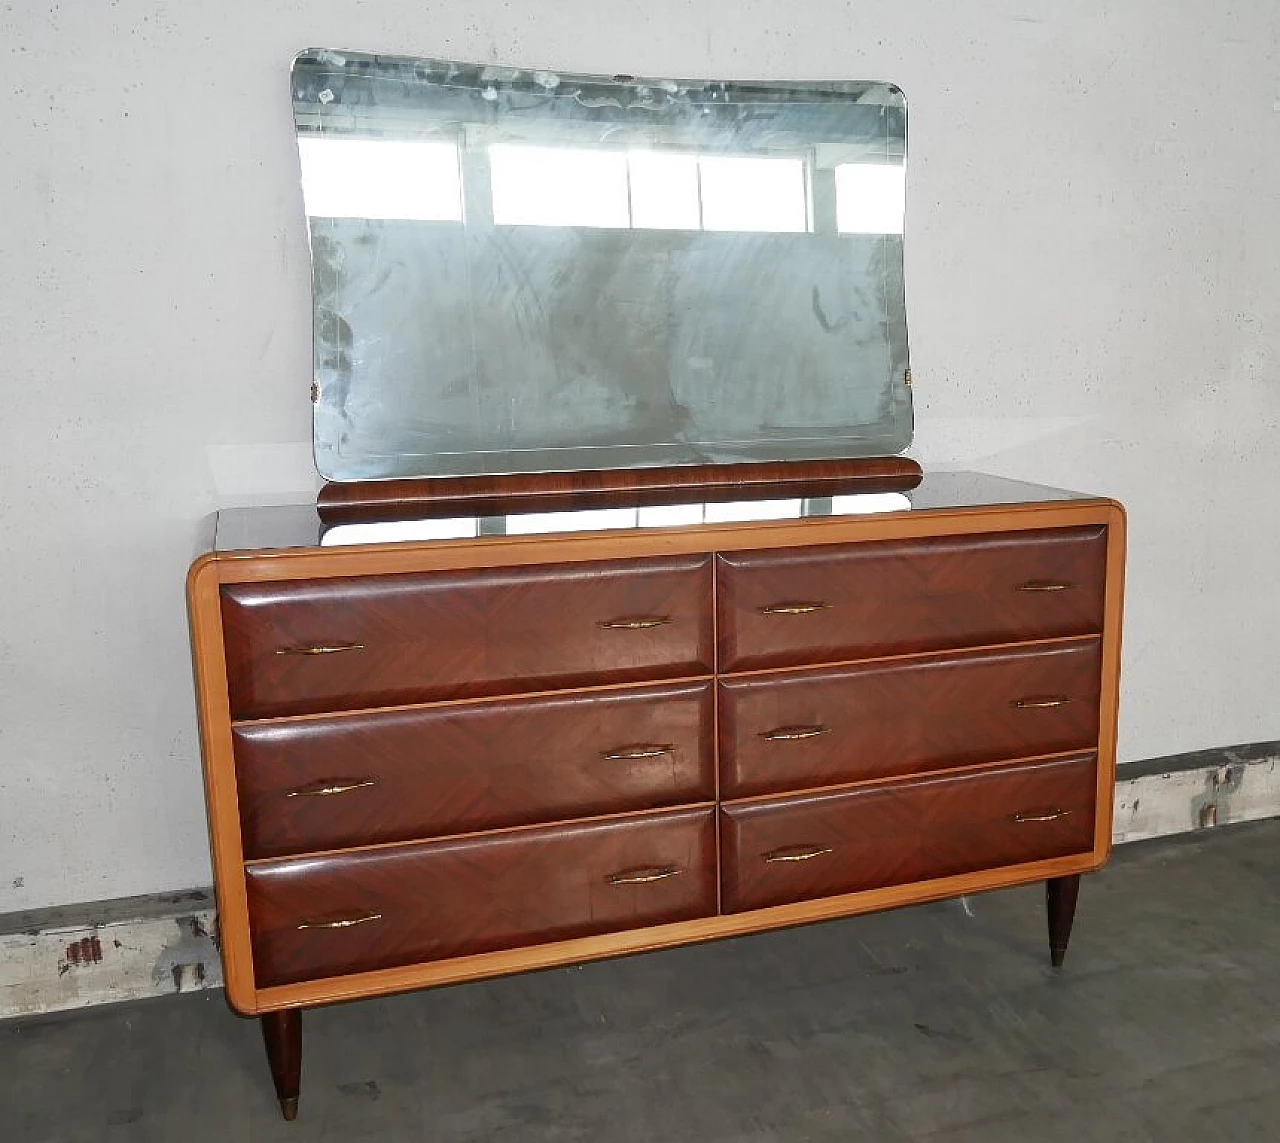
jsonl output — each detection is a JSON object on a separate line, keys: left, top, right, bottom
{"left": 1191, "top": 765, "right": 1243, "bottom": 830}
{"left": 64, "top": 936, "right": 103, "bottom": 967}
{"left": 151, "top": 915, "right": 217, "bottom": 994}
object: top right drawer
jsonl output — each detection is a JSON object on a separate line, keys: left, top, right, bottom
{"left": 717, "top": 526, "right": 1109, "bottom": 673}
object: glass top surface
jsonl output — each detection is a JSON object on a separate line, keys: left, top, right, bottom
{"left": 293, "top": 49, "right": 913, "bottom": 481}
{"left": 213, "top": 472, "right": 1104, "bottom": 553}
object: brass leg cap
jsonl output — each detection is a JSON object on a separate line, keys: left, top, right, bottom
{"left": 279, "top": 1097, "right": 299, "bottom": 1122}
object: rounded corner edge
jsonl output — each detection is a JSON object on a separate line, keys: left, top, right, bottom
{"left": 1101, "top": 497, "right": 1128, "bottom": 528}
{"left": 186, "top": 552, "right": 220, "bottom": 603}
{"left": 1087, "top": 838, "right": 1114, "bottom": 873}
{"left": 224, "top": 978, "right": 261, "bottom": 1018}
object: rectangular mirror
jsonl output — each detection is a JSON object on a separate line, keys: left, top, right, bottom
{"left": 292, "top": 50, "right": 912, "bottom": 481}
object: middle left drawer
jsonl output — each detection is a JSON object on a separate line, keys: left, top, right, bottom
{"left": 234, "top": 682, "right": 715, "bottom": 859}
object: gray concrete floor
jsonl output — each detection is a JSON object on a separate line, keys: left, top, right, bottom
{"left": 3, "top": 821, "right": 1279, "bottom": 1142}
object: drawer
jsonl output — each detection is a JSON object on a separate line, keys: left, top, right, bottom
{"left": 719, "top": 640, "right": 1101, "bottom": 798}
{"left": 720, "top": 754, "right": 1096, "bottom": 912}
{"left": 221, "top": 555, "right": 714, "bottom": 718}
{"left": 234, "top": 682, "right": 715, "bottom": 859}
{"left": 245, "top": 807, "right": 716, "bottom": 987}
{"left": 717, "top": 526, "right": 1108, "bottom": 672}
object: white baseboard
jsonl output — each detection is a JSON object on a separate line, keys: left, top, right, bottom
{"left": 0, "top": 893, "right": 220, "bottom": 1021}
{"left": 1112, "top": 742, "right": 1280, "bottom": 843}
{"left": 3, "top": 742, "right": 1277, "bottom": 1021}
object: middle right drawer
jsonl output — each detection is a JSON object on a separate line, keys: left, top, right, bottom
{"left": 719, "top": 639, "right": 1101, "bottom": 798}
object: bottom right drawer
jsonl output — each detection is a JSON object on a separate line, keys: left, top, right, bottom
{"left": 720, "top": 753, "right": 1098, "bottom": 913}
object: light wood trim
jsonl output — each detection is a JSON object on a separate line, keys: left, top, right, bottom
{"left": 186, "top": 556, "right": 256, "bottom": 1013}
{"left": 1093, "top": 500, "right": 1127, "bottom": 862}
{"left": 245, "top": 849, "right": 1101, "bottom": 1013}
{"left": 208, "top": 500, "right": 1117, "bottom": 584}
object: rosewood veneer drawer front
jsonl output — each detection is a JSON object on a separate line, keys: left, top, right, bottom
{"left": 221, "top": 555, "right": 713, "bottom": 718}
{"left": 720, "top": 755, "right": 1097, "bottom": 913}
{"left": 717, "top": 526, "right": 1107, "bottom": 672}
{"left": 719, "top": 640, "right": 1101, "bottom": 798}
{"left": 234, "top": 682, "right": 715, "bottom": 859}
{"left": 245, "top": 807, "right": 716, "bottom": 987}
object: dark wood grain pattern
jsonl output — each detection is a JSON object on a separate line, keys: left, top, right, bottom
{"left": 719, "top": 640, "right": 1102, "bottom": 797}
{"left": 246, "top": 807, "right": 717, "bottom": 987}
{"left": 221, "top": 555, "right": 713, "bottom": 719}
{"left": 717, "top": 526, "right": 1108, "bottom": 672}
{"left": 261, "top": 1009, "right": 301, "bottom": 1120}
{"left": 316, "top": 458, "right": 924, "bottom": 524}
{"left": 720, "top": 755, "right": 1097, "bottom": 913}
{"left": 1047, "top": 873, "right": 1082, "bottom": 968}
{"left": 234, "top": 682, "right": 714, "bottom": 859}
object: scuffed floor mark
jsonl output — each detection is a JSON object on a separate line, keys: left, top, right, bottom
{"left": 106, "top": 1108, "right": 143, "bottom": 1126}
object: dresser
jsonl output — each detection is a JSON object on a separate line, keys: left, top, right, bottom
{"left": 187, "top": 472, "right": 1125, "bottom": 1120}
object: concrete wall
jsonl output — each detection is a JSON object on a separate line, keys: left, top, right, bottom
{"left": 3, "top": 1, "right": 1278, "bottom": 912}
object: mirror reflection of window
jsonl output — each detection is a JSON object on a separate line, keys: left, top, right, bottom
{"left": 627, "top": 151, "right": 702, "bottom": 230}
{"left": 488, "top": 145, "right": 631, "bottom": 228}
{"left": 829, "top": 492, "right": 912, "bottom": 514}
{"left": 703, "top": 499, "right": 804, "bottom": 522}
{"left": 320, "top": 517, "right": 478, "bottom": 546}
{"left": 834, "top": 163, "right": 906, "bottom": 234}
{"left": 298, "top": 137, "right": 464, "bottom": 221}
{"left": 488, "top": 145, "right": 810, "bottom": 233}
{"left": 698, "top": 156, "right": 809, "bottom": 233}
{"left": 504, "top": 508, "right": 639, "bottom": 534}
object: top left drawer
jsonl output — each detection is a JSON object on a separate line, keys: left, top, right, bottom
{"left": 221, "top": 555, "right": 714, "bottom": 719}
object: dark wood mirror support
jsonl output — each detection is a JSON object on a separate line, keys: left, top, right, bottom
{"left": 316, "top": 457, "right": 924, "bottom": 524}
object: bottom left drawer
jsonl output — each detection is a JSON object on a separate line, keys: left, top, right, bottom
{"left": 245, "top": 806, "right": 716, "bottom": 987}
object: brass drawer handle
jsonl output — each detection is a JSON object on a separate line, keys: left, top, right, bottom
{"left": 597, "top": 616, "right": 672, "bottom": 630}
{"left": 1013, "top": 696, "right": 1071, "bottom": 709}
{"left": 761, "top": 725, "right": 831, "bottom": 742}
{"left": 607, "top": 866, "right": 683, "bottom": 885}
{"left": 275, "top": 642, "right": 365, "bottom": 656}
{"left": 1011, "top": 809, "right": 1073, "bottom": 824}
{"left": 285, "top": 779, "right": 376, "bottom": 798}
{"left": 1016, "top": 581, "right": 1073, "bottom": 593}
{"left": 763, "top": 844, "right": 833, "bottom": 863}
{"left": 296, "top": 911, "right": 382, "bottom": 931}
{"left": 758, "top": 601, "right": 829, "bottom": 615}
{"left": 601, "top": 744, "right": 674, "bottom": 761}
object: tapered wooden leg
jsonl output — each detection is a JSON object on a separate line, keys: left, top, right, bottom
{"left": 1046, "top": 874, "right": 1081, "bottom": 968}
{"left": 261, "top": 1009, "right": 302, "bottom": 1121}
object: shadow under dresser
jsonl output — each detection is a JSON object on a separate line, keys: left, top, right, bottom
{"left": 187, "top": 471, "right": 1125, "bottom": 1119}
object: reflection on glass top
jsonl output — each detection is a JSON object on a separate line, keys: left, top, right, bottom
{"left": 319, "top": 493, "right": 911, "bottom": 546}
{"left": 293, "top": 50, "right": 912, "bottom": 481}
{"left": 213, "top": 473, "right": 1103, "bottom": 553}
